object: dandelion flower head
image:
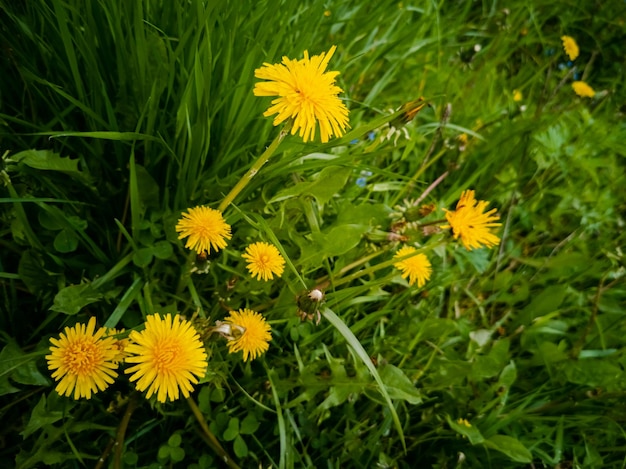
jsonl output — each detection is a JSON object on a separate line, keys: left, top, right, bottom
{"left": 223, "top": 309, "right": 272, "bottom": 362}
{"left": 253, "top": 45, "right": 350, "bottom": 143}
{"left": 46, "top": 317, "right": 119, "bottom": 399}
{"left": 561, "top": 35, "right": 579, "bottom": 61}
{"left": 124, "top": 314, "right": 208, "bottom": 403}
{"left": 242, "top": 242, "right": 286, "bottom": 281}
{"left": 393, "top": 246, "right": 432, "bottom": 288}
{"left": 175, "top": 206, "right": 231, "bottom": 255}
{"left": 442, "top": 190, "right": 501, "bottom": 250}
{"left": 572, "top": 81, "right": 595, "bottom": 98}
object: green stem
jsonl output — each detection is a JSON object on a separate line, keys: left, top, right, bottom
{"left": 187, "top": 396, "right": 241, "bottom": 469}
{"left": 218, "top": 125, "right": 290, "bottom": 212}
{"left": 330, "top": 242, "right": 443, "bottom": 289}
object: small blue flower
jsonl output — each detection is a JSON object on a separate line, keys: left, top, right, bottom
{"left": 558, "top": 63, "right": 566, "bottom": 71}
{"left": 566, "top": 60, "right": 574, "bottom": 68}
{"left": 544, "top": 47, "right": 556, "bottom": 56}
{"left": 350, "top": 138, "right": 359, "bottom": 144}
{"left": 367, "top": 131, "right": 376, "bottom": 141}
{"left": 355, "top": 177, "right": 368, "bottom": 188}
{"left": 573, "top": 72, "right": 581, "bottom": 80}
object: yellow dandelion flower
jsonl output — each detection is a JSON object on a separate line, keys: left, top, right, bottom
{"left": 512, "top": 89, "right": 523, "bottom": 102}
{"left": 393, "top": 246, "right": 432, "bottom": 287}
{"left": 572, "top": 81, "right": 595, "bottom": 98}
{"left": 561, "top": 35, "right": 579, "bottom": 61}
{"left": 442, "top": 190, "right": 501, "bottom": 250}
{"left": 105, "top": 328, "right": 130, "bottom": 364}
{"left": 223, "top": 309, "right": 272, "bottom": 362}
{"left": 242, "top": 242, "right": 285, "bottom": 281}
{"left": 175, "top": 206, "right": 231, "bottom": 255}
{"left": 46, "top": 317, "right": 119, "bottom": 400}
{"left": 457, "top": 418, "right": 472, "bottom": 427}
{"left": 253, "top": 45, "right": 350, "bottom": 143}
{"left": 124, "top": 314, "right": 208, "bottom": 403}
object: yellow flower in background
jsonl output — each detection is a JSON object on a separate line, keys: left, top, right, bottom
{"left": 253, "top": 45, "right": 350, "bottom": 143}
{"left": 393, "top": 246, "right": 432, "bottom": 287}
{"left": 46, "top": 317, "right": 119, "bottom": 399}
{"left": 105, "top": 328, "right": 130, "bottom": 364}
{"left": 457, "top": 418, "right": 472, "bottom": 427}
{"left": 175, "top": 206, "right": 231, "bottom": 255}
{"left": 561, "top": 35, "right": 579, "bottom": 61}
{"left": 572, "top": 81, "right": 595, "bottom": 98}
{"left": 125, "top": 314, "right": 207, "bottom": 403}
{"left": 442, "top": 190, "right": 501, "bottom": 250}
{"left": 223, "top": 309, "right": 272, "bottom": 361}
{"left": 242, "top": 242, "right": 286, "bottom": 281}
{"left": 512, "top": 89, "right": 523, "bottom": 102}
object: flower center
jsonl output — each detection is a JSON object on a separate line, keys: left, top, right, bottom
{"left": 153, "top": 341, "right": 182, "bottom": 372}
{"left": 259, "top": 254, "right": 270, "bottom": 266}
{"left": 65, "top": 340, "right": 99, "bottom": 375}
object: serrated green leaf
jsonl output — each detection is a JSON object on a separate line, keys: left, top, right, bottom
{"left": 9, "top": 149, "right": 82, "bottom": 176}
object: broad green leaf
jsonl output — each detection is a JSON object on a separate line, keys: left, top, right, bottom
{"left": 484, "top": 435, "right": 533, "bottom": 463}
{"left": 446, "top": 415, "right": 484, "bottom": 445}
{"left": 9, "top": 149, "right": 82, "bottom": 176}
{"left": 133, "top": 247, "right": 154, "bottom": 267}
{"left": 270, "top": 166, "right": 351, "bottom": 204}
{"left": 53, "top": 228, "right": 79, "bottom": 253}
{"left": 0, "top": 342, "right": 49, "bottom": 391}
{"left": 378, "top": 364, "right": 422, "bottom": 405}
{"left": 223, "top": 417, "right": 239, "bottom": 441}
{"left": 21, "top": 394, "right": 63, "bottom": 438}
{"left": 50, "top": 283, "right": 102, "bottom": 315}
{"left": 240, "top": 414, "right": 260, "bottom": 435}
{"left": 560, "top": 359, "right": 624, "bottom": 390}
{"left": 168, "top": 433, "right": 182, "bottom": 447}
{"left": 152, "top": 240, "right": 174, "bottom": 260}
{"left": 520, "top": 285, "right": 568, "bottom": 323}
{"left": 233, "top": 435, "right": 248, "bottom": 458}
{"left": 169, "top": 446, "right": 185, "bottom": 462}
{"left": 498, "top": 361, "right": 517, "bottom": 389}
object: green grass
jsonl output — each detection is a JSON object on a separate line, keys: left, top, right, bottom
{"left": 1, "top": 0, "right": 626, "bottom": 467}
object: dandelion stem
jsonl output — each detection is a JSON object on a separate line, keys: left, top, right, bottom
{"left": 329, "top": 242, "right": 442, "bottom": 289}
{"left": 111, "top": 392, "right": 138, "bottom": 469}
{"left": 218, "top": 124, "right": 290, "bottom": 212}
{"left": 187, "top": 396, "right": 241, "bottom": 469}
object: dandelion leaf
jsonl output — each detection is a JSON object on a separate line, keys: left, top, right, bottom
{"left": 377, "top": 364, "right": 422, "bottom": 405}
{"left": 20, "top": 394, "right": 64, "bottom": 438}
{"left": 9, "top": 149, "right": 82, "bottom": 177}
{"left": 270, "top": 165, "right": 351, "bottom": 205}
{"left": 50, "top": 283, "right": 103, "bottom": 315}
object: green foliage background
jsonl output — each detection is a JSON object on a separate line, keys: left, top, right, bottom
{"left": 1, "top": 0, "right": 625, "bottom": 467}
